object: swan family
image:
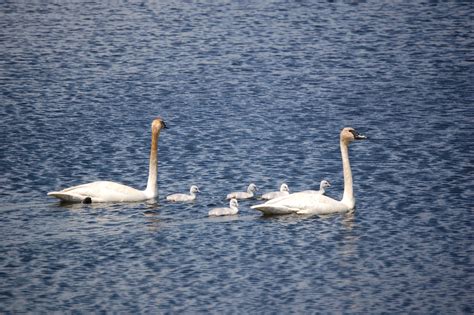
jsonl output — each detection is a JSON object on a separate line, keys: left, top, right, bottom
{"left": 48, "top": 119, "right": 366, "bottom": 216}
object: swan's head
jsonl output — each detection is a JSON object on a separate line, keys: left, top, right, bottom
{"left": 152, "top": 117, "right": 167, "bottom": 133}
{"left": 190, "top": 185, "right": 200, "bottom": 193}
{"left": 320, "top": 180, "right": 331, "bottom": 189}
{"left": 248, "top": 183, "right": 258, "bottom": 193}
{"left": 229, "top": 198, "right": 239, "bottom": 208}
{"left": 280, "top": 183, "right": 290, "bottom": 192}
{"left": 340, "top": 127, "right": 366, "bottom": 144}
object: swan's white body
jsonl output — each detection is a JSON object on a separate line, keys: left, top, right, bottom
{"left": 261, "top": 183, "right": 290, "bottom": 200}
{"left": 209, "top": 199, "right": 239, "bottom": 216}
{"left": 251, "top": 128, "right": 366, "bottom": 215}
{"left": 226, "top": 183, "right": 258, "bottom": 200}
{"left": 166, "top": 185, "right": 200, "bottom": 202}
{"left": 47, "top": 118, "right": 166, "bottom": 204}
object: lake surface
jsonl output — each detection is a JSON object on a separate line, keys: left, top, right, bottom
{"left": 1, "top": 0, "right": 473, "bottom": 313}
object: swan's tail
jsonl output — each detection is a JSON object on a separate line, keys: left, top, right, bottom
{"left": 47, "top": 191, "right": 86, "bottom": 203}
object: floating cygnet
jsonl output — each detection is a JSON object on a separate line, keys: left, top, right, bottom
{"left": 226, "top": 183, "right": 258, "bottom": 200}
{"left": 261, "top": 183, "right": 290, "bottom": 200}
{"left": 166, "top": 185, "right": 200, "bottom": 202}
{"left": 208, "top": 198, "right": 239, "bottom": 216}
{"left": 318, "top": 180, "right": 331, "bottom": 194}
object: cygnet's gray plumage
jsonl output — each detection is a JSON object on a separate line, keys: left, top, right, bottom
{"left": 208, "top": 198, "right": 239, "bottom": 216}
{"left": 318, "top": 180, "right": 331, "bottom": 194}
{"left": 166, "top": 185, "right": 200, "bottom": 202}
{"left": 226, "top": 183, "right": 258, "bottom": 200}
{"left": 261, "top": 183, "right": 290, "bottom": 200}
{"left": 299, "top": 180, "right": 331, "bottom": 195}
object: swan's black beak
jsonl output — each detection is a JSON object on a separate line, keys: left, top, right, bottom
{"left": 161, "top": 120, "right": 168, "bottom": 129}
{"left": 351, "top": 130, "right": 367, "bottom": 140}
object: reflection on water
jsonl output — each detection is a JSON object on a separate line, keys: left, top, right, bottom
{"left": 0, "top": 0, "right": 473, "bottom": 313}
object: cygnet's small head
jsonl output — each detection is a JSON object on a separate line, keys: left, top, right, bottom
{"left": 340, "top": 127, "right": 366, "bottom": 144}
{"left": 280, "top": 183, "right": 290, "bottom": 192}
{"left": 190, "top": 185, "right": 200, "bottom": 194}
{"left": 229, "top": 198, "right": 239, "bottom": 208}
{"left": 320, "top": 180, "right": 331, "bottom": 189}
{"left": 248, "top": 183, "right": 258, "bottom": 192}
{"left": 152, "top": 117, "right": 167, "bottom": 133}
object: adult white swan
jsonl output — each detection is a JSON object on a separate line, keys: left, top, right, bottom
{"left": 251, "top": 128, "right": 366, "bottom": 215}
{"left": 47, "top": 118, "right": 167, "bottom": 203}
{"left": 226, "top": 183, "right": 258, "bottom": 200}
{"left": 208, "top": 198, "right": 239, "bottom": 216}
{"left": 261, "top": 183, "right": 290, "bottom": 200}
{"left": 166, "top": 185, "right": 200, "bottom": 202}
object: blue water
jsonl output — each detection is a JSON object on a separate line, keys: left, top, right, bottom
{"left": 1, "top": 0, "right": 473, "bottom": 313}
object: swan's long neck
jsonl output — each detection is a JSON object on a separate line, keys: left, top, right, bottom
{"left": 145, "top": 130, "right": 160, "bottom": 197}
{"left": 340, "top": 140, "right": 355, "bottom": 208}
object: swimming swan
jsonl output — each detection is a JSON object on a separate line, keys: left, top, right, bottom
{"left": 208, "top": 198, "right": 239, "bottom": 216}
{"left": 47, "top": 118, "right": 167, "bottom": 203}
{"left": 261, "top": 183, "right": 290, "bottom": 200}
{"left": 166, "top": 185, "right": 200, "bottom": 202}
{"left": 251, "top": 128, "right": 366, "bottom": 215}
{"left": 226, "top": 183, "right": 258, "bottom": 200}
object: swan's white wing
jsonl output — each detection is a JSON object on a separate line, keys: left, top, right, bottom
{"left": 252, "top": 192, "right": 346, "bottom": 215}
